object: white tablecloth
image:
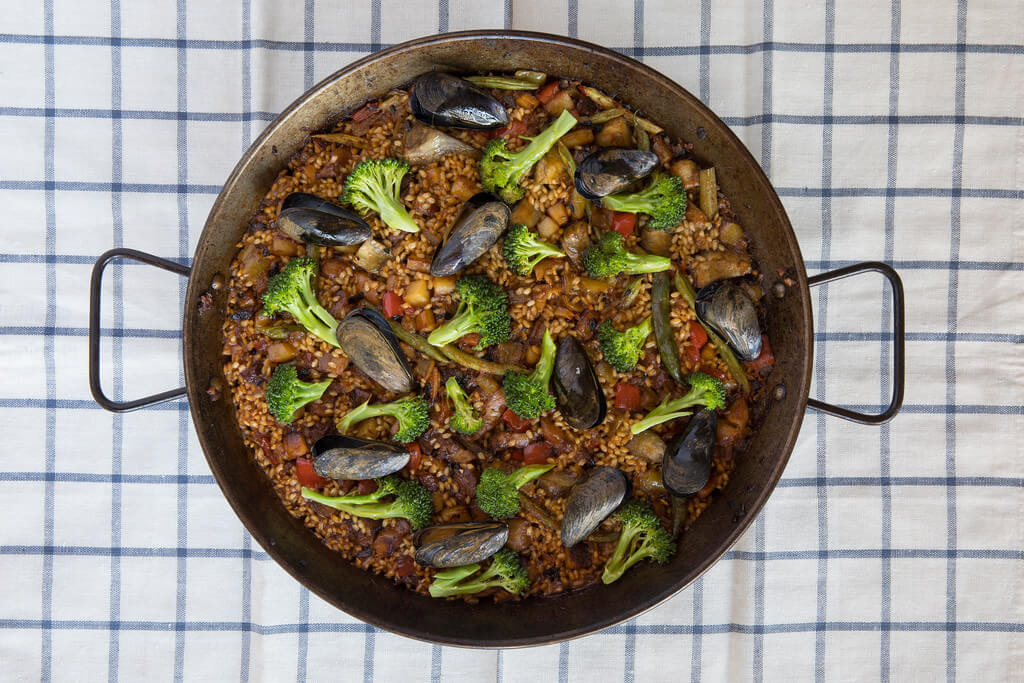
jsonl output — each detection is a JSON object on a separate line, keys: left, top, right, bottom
{"left": 1, "top": 0, "right": 1021, "bottom": 680}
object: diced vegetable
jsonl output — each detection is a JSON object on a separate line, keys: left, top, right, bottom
{"left": 560, "top": 128, "right": 595, "bottom": 148}
{"left": 432, "top": 274, "right": 457, "bottom": 296}
{"left": 406, "top": 442, "right": 423, "bottom": 472}
{"left": 537, "top": 81, "right": 560, "bottom": 104}
{"left": 611, "top": 211, "right": 636, "bottom": 237}
{"left": 544, "top": 90, "right": 575, "bottom": 116}
{"left": 515, "top": 93, "right": 540, "bottom": 110}
{"left": 692, "top": 251, "right": 752, "bottom": 288}
{"left": 669, "top": 158, "right": 700, "bottom": 190}
{"left": 267, "top": 342, "right": 297, "bottom": 363}
{"left": 353, "top": 238, "right": 390, "bottom": 273}
{"left": 383, "top": 291, "right": 405, "bottom": 317}
{"left": 502, "top": 409, "right": 532, "bottom": 432}
{"left": 404, "top": 279, "right": 431, "bottom": 307}
{"left": 698, "top": 167, "right": 718, "bottom": 220}
{"left": 689, "top": 320, "right": 707, "bottom": 349}
{"left": 719, "top": 221, "right": 745, "bottom": 247}
{"left": 547, "top": 202, "right": 570, "bottom": 226}
{"left": 295, "top": 457, "right": 330, "bottom": 488}
{"left": 536, "top": 215, "right": 560, "bottom": 240}
{"left": 511, "top": 199, "right": 543, "bottom": 228}
{"left": 497, "top": 119, "right": 528, "bottom": 139}
{"left": 596, "top": 116, "right": 632, "bottom": 147}
{"left": 614, "top": 383, "right": 643, "bottom": 411}
{"left": 578, "top": 85, "right": 616, "bottom": 109}
{"left": 522, "top": 441, "right": 553, "bottom": 464}
{"left": 745, "top": 335, "right": 775, "bottom": 371}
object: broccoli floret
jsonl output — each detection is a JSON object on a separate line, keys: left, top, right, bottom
{"left": 601, "top": 499, "right": 676, "bottom": 584}
{"left": 428, "top": 548, "right": 531, "bottom": 598}
{"left": 480, "top": 109, "right": 579, "bottom": 203}
{"left": 582, "top": 231, "right": 672, "bottom": 278}
{"left": 301, "top": 476, "right": 433, "bottom": 529}
{"left": 426, "top": 275, "right": 511, "bottom": 349}
{"left": 340, "top": 158, "right": 420, "bottom": 233}
{"left": 601, "top": 173, "right": 686, "bottom": 229}
{"left": 501, "top": 223, "right": 565, "bottom": 276}
{"left": 445, "top": 377, "right": 483, "bottom": 435}
{"left": 629, "top": 372, "right": 726, "bottom": 434}
{"left": 597, "top": 317, "right": 653, "bottom": 372}
{"left": 502, "top": 328, "right": 557, "bottom": 418}
{"left": 264, "top": 364, "right": 332, "bottom": 424}
{"left": 475, "top": 464, "right": 555, "bottom": 518}
{"left": 262, "top": 257, "right": 341, "bottom": 347}
{"left": 336, "top": 395, "right": 430, "bottom": 443}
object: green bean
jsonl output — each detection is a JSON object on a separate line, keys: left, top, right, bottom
{"left": 465, "top": 76, "right": 539, "bottom": 90}
{"left": 264, "top": 325, "right": 303, "bottom": 340}
{"left": 514, "top": 70, "right": 548, "bottom": 86}
{"left": 439, "top": 344, "right": 525, "bottom": 375}
{"left": 652, "top": 272, "right": 684, "bottom": 384}
{"left": 387, "top": 320, "right": 447, "bottom": 362}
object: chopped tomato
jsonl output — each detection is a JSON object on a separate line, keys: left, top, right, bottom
{"left": 611, "top": 211, "right": 636, "bottom": 237}
{"left": 523, "top": 441, "right": 553, "bottom": 464}
{"left": 502, "top": 409, "right": 532, "bottom": 432}
{"left": 295, "top": 458, "right": 330, "bottom": 489}
{"left": 509, "top": 448, "right": 524, "bottom": 462}
{"left": 537, "top": 81, "right": 560, "bottom": 104}
{"left": 383, "top": 291, "right": 404, "bottom": 318}
{"left": 357, "top": 479, "right": 379, "bottom": 495}
{"left": 745, "top": 335, "right": 775, "bottom": 371}
{"left": 689, "top": 320, "right": 708, "bottom": 349}
{"left": 614, "top": 382, "right": 643, "bottom": 411}
{"left": 406, "top": 442, "right": 422, "bottom": 472}
{"left": 497, "top": 119, "right": 528, "bottom": 139}
{"left": 684, "top": 343, "right": 702, "bottom": 369}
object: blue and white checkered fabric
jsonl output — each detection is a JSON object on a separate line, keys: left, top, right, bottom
{"left": 1, "top": 0, "right": 1021, "bottom": 680}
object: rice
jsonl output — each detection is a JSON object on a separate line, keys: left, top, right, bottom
{"left": 221, "top": 80, "right": 762, "bottom": 599}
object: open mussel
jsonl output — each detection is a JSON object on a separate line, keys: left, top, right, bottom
{"left": 413, "top": 521, "right": 509, "bottom": 568}
{"left": 311, "top": 434, "right": 409, "bottom": 480}
{"left": 336, "top": 308, "right": 415, "bottom": 393}
{"left": 694, "top": 280, "right": 763, "bottom": 361}
{"left": 662, "top": 409, "right": 716, "bottom": 497}
{"left": 277, "top": 192, "right": 372, "bottom": 246}
{"left": 574, "top": 148, "right": 659, "bottom": 200}
{"left": 561, "top": 466, "right": 630, "bottom": 547}
{"left": 429, "top": 192, "right": 510, "bottom": 276}
{"left": 409, "top": 72, "right": 509, "bottom": 130}
{"left": 552, "top": 335, "right": 607, "bottom": 430}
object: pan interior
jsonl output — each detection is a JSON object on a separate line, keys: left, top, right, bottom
{"left": 183, "top": 31, "right": 812, "bottom": 647}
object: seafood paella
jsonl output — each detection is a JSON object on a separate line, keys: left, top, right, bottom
{"left": 221, "top": 70, "right": 775, "bottom": 600}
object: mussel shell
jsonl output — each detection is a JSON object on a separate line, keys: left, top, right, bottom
{"left": 409, "top": 72, "right": 509, "bottom": 130}
{"left": 278, "top": 193, "right": 372, "bottom": 246}
{"left": 552, "top": 335, "right": 607, "bottom": 430}
{"left": 561, "top": 466, "right": 630, "bottom": 547}
{"left": 412, "top": 521, "right": 509, "bottom": 568}
{"left": 429, "top": 193, "right": 510, "bottom": 277}
{"left": 662, "top": 409, "right": 716, "bottom": 497}
{"left": 694, "top": 280, "right": 763, "bottom": 361}
{"left": 336, "top": 308, "right": 416, "bottom": 393}
{"left": 574, "top": 148, "right": 659, "bottom": 200}
{"left": 311, "top": 434, "right": 409, "bottom": 480}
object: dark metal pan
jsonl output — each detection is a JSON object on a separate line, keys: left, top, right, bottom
{"left": 88, "top": 31, "right": 904, "bottom": 646}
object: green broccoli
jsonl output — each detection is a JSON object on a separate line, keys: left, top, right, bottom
{"left": 264, "top": 364, "right": 333, "bottom": 423}
{"left": 480, "top": 109, "right": 579, "bottom": 203}
{"left": 340, "top": 158, "right": 420, "bottom": 233}
{"left": 629, "top": 372, "right": 726, "bottom": 434}
{"left": 336, "top": 395, "right": 430, "bottom": 443}
{"left": 582, "top": 231, "right": 672, "bottom": 279}
{"left": 262, "top": 257, "right": 341, "bottom": 347}
{"left": 502, "top": 328, "right": 557, "bottom": 418}
{"left": 601, "top": 173, "right": 687, "bottom": 229}
{"left": 445, "top": 377, "right": 483, "bottom": 435}
{"left": 501, "top": 223, "right": 566, "bottom": 276}
{"left": 597, "top": 317, "right": 653, "bottom": 372}
{"left": 428, "top": 548, "right": 531, "bottom": 598}
{"left": 475, "top": 464, "right": 555, "bottom": 518}
{"left": 601, "top": 499, "right": 676, "bottom": 584}
{"left": 426, "top": 274, "right": 511, "bottom": 349}
{"left": 301, "top": 475, "right": 433, "bottom": 530}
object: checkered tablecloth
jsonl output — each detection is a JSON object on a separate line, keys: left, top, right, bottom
{"left": 1, "top": 0, "right": 1021, "bottom": 680}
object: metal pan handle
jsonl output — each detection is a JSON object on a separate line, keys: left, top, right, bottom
{"left": 806, "top": 261, "right": 905, "bottom": 424}
{"left": 88, "top": 248, "right": 191, "bottom": 413}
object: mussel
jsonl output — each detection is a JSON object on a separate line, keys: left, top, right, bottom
{"left": 336, "top": 308, "right": 416, "bottom": 393}
{"left": 429, "top": 193, "right": 510, "bottom": 277}
{"left": 552, "top": 335, "right": 607, "bottom": 430}
{"left": 574, "top": 148, "right": 659, "bottom": 200}
{"left": 277, "top": 192, "right": 372, "bottom": 246}
{"left": 310, "top": 434, "right": 409, "bottom": 480}
{"left": 694, "top": 280, "right": 763, "bottom": 361}
{"left": 404, "top": 123, "right": 481, "bottom": 166}
{"left": 662, "top": 409, "right": 716, "bottom": 497}
{"left": 560, "top": 466, "right": 630, "bottom": 547}
{"left": 409, "top": 72, "right": 509, "bottom": 130}
{"left": 413, "top": 521, "right": 509, "bottom": 568}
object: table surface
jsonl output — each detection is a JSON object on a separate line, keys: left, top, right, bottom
{"left": 1, "top": 0, "right": 1021, "bottom": 681}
